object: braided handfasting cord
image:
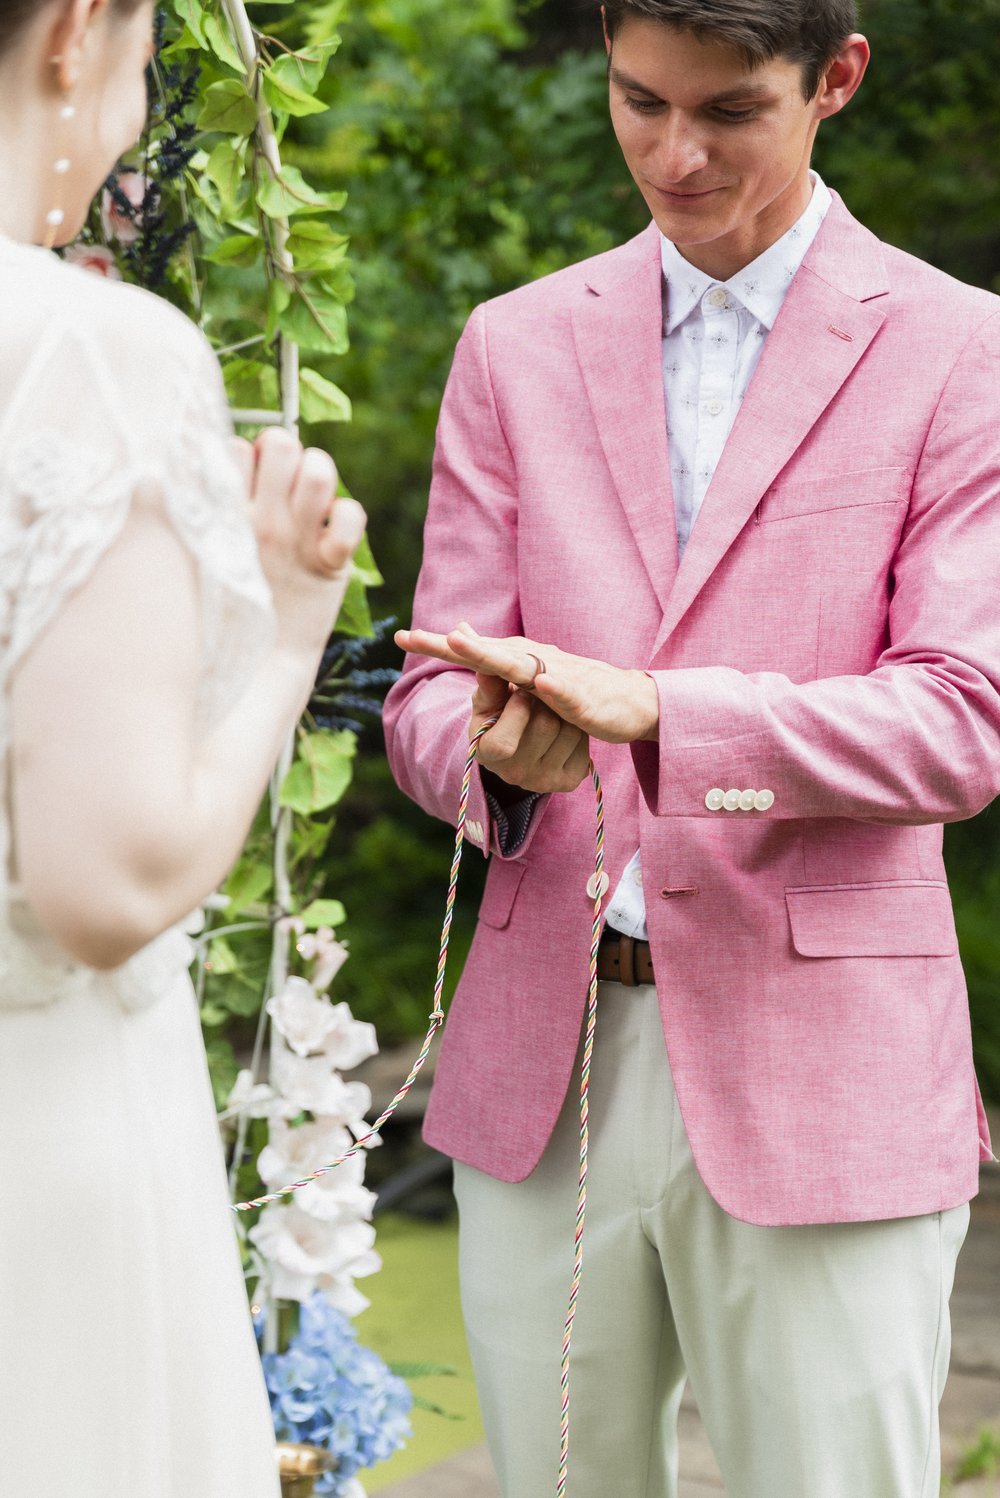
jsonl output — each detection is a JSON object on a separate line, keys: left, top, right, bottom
{"left": 232, "top": 715, "right": 607, "bottom": 1498}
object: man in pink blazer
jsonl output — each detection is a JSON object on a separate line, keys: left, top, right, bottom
{"left": 384, "top": 2, "right": 1000, "bottom": 1493}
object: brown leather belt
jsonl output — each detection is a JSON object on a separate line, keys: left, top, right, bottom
{"left": 597, "top": 927, "right": 655, "bottom": 987}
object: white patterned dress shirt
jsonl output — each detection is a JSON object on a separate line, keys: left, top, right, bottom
{"left": 604, "top": 175, "right": 833, "bottom": 940}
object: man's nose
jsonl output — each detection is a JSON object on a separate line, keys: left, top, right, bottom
{"left": 654, "top": 112, "right": 710, "bottom": 181}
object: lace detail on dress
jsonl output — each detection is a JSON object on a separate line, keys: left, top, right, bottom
{"left": 0, "top": 310, "right": 274, "bottom": 1013}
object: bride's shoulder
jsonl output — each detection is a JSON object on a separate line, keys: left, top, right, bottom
{"left": 12, "top": 246, "right": 217, "bottom": 401}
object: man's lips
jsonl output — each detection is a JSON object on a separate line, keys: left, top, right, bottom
{"left": 649, "top": 183, "right": 725, "bottom": 202}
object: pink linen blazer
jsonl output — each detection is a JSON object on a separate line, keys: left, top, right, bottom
{"left": 383, "top": 193, "right": 1000, "bottom": 1227}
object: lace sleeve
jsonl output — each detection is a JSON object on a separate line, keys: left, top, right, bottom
{"left": 0, "top": 314, "right": 274, "bottom": 727}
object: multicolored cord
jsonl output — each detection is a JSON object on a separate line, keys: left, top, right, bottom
{"left": 232, "top": 716, "right": 608, "bottom": 1498}
{"left": 557, "top": 758, "right": 605, "bottom": 1498}
{"left": 232, "top": 717, "right": 500, "bottom": 1215}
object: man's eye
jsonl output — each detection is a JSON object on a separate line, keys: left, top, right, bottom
{"left": 623, "top": 96, "right": 663, "bottom": 115}
{"left": 715, "top": 107, "right": 758, "bottom": 123}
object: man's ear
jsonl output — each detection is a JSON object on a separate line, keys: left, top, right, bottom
{"left": 601, "top": 5, "right": 612, "bottom": 57}
{"left": 813, "top": 33, "right": 870, "bottom": 121}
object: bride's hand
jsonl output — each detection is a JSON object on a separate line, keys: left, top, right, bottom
{"left": 233, "top": 429, "right": 367, "bottom": 655}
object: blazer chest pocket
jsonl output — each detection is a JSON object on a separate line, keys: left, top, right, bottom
{"left": 785, "top": 881, "right": 958, "bottom": 957}
{"left": 478, "top": 860, "right": 527, "bottom": 930}
{"left": 757, "top": 465, "right": 910, "bottom": 524}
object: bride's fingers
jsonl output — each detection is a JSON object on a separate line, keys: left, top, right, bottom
{"left": 231, "top": 436, "right": 255, "bottom": 491}
{"left": 317, "top": 497, "right": 367, "bottom": 576}
{"left": 289, "top": 447, "right": 338, "bottom": 554}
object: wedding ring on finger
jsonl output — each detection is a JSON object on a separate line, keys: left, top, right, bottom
{"left": 525, "top": 652, "right": 547, "bottom": 689}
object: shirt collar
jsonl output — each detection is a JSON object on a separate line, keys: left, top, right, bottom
{"left": 660, "top": 173, "right": 833, "bottom": 335}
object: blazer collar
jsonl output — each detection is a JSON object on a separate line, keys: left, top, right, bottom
{"left": 573, "top": 197, "right": 891, "bottom": 649}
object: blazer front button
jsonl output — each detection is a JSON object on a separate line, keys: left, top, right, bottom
{"left": 587, "top": 872, "right": 611, "bottom": 901}
{"left": 739, "top": 790, "right": 756, "bottom": 811}
{"left": 705, "top": 788, "right": 726, "bottom": 811}
{"left": 754, "top": 789, "right": 775, "bottom": 811}
{"left": 722, "top": 789, "right": 742, "bottom": 811}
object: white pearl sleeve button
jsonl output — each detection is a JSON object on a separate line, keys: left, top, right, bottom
{"left": 739, "top": 790, "right": 756, "bottom": 811}
{"left": 754, "top": 789, "right": 775, "bottom": 811}
{"left": 705, "top": 788, "right": 726, "bottom": 811}
{"left": 722, "top": 789, "right": 742, "bottom": 811}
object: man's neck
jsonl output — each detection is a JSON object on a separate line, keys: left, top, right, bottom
{"left": 672, "top": 171, "right": 815, "bottom": 283}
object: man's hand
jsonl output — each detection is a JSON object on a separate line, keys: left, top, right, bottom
{"left": 395, "top": 622, "right": 661, "bottom": 755}
{"left": 470, "top": 672, "right": 592, "bottom": 795}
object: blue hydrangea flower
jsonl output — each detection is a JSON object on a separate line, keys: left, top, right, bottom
{"left": 260, "top": 1294, "right": 413, "bottom": 1495}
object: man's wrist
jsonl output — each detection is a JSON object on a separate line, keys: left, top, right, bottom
{"left": 634, "top": 670, "right": 660, "bottom": 743}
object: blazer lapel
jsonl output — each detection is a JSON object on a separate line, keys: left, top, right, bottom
{"left": 652, "top": 197, "right": 890, "bottom": 651}
{"left": 573, "top": 223, "right": 679, "bottom": 615}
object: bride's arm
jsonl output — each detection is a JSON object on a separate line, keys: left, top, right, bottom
{"left": 9, "top": 429, "right": 365, "bottom": 970}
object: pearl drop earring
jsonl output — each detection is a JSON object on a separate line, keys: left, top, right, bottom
{"left": 43, "top": 67, "right": 78, "bottom": 250}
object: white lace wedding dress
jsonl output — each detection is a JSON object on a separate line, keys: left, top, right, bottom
{"left": 0, "top": 236, "right": 282, "bottom": 1496}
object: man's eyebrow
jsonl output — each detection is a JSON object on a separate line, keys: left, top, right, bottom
{"left": 608, "top": 67, "right": 773, "bottom": 105}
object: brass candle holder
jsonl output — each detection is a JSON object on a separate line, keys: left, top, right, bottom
{"left": 276, "top": 1442, "right": 336, "bottom": 1498}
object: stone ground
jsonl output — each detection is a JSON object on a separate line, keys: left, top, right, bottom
{"left": 377, "top": 1128, "right": 1000, "bottom": 1498}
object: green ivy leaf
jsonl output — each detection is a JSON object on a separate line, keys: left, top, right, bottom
{"left": 203, "top": 138, "right": 250, "bottom": 216}
{"left": 278, "top": 282, "right": 350, "bottom": 354}
{"left": 257, "top": 164, "right": 347, "bottom": 220}
{"left": 174, "top": 0, "right": 208, "bottom": 47}
{"left": 299, "top": 899, "right": 348, "bottom": 930}
{"left": 335, "top": 570, "right": 375, "bottom": 638}
{"left": 206, "top": 233, "right": 261, "bottom": 267}
{"left": 223, "top": 857, "right": 273, "bottom": 915}
{"left": 350, "top": 530, "right": 384, "bottom": 589}
{"left": 280, "top": 731, "right": 357, "bottom": 815}
{"left": 197, "top": 79, "right": 257, "bottom": 137}
{"left": 263, "top": 63, "right": 329, "bottom": 119}
{"left": 300, "top": 368, "right": 352, "bottom": 423}
{"left": 202, "top": 13, "right": 245, "bottom": 72}
{"left": 287, "top": 220, "right": 350, "bottom": 272}
{"left": 222, "top": 358, "right": 280, "bottom": 410}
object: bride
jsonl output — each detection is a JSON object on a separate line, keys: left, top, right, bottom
{"left": 0, "top": 1, "right": 366, "bottom": 1493}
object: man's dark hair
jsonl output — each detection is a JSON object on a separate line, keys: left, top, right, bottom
{"left": 602, "top": 0, "right": 859, "bottom": 99}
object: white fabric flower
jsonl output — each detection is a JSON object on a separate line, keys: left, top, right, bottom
{"left": 267, "top": 976, "right": 342, "bottom": 1058}
{"left": 249, "top": 1203, "right": 377, "bottom": 1304}
{"left": 223, "top": 1069, "right": 294, "bottom": 1122}
{"left": 257, "top": 1119, "right": 377, "bottom": 1222}
{"left": 322, "top": 1002, "right": 378, "bottom": 1071}
{"left": 272, "top": 1045, "right": 372, "bottom": 1128}
{"left": 296, "top": 927, "right": 349, "bottom": 993}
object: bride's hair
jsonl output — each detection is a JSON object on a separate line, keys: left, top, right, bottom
{"left": 0, "top": 0, "right": 148, "bottom": 58}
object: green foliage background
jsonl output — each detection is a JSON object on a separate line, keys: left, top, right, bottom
{"left": 277, "top": 0, "right": 1000, "bottom": 1095}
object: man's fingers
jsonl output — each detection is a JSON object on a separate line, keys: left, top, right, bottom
{"left": 472, "top": 671, "right": 509, "bottom": 717}
{"left": 445, "top": 628, "right": 539, "bottom": 688}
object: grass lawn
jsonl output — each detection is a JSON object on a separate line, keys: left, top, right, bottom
{"left": 358, "top": 1212, "right": 485, "bottom": 1491}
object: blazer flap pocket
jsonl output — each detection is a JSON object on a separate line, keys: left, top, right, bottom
{"left": 759, "top": 466, "right": 909, "bottom": 523}
{"left": 478, "top": 859, "right": 527, "bottom": 930}
{"left": 785, "top": 881, "right": 958, "bottom": 957}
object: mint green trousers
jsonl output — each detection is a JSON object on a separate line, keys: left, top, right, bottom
{"left": 454, "top": 982, "right": 969, "bottom": 1498}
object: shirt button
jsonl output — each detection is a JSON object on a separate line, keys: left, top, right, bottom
{"left": 632, "top": 867, "right": 644, "bottom": 887}
{"left": 705, "top": 788, "right": 726, "bottom": 811}
{"left": 754, "top": 789, "right": 775, "bottom": 811}
{"left": 722, "top": 789, "right": 742, "bottom": 811}
{"left": 587, "top": 872, "right": 611, "bottom": 901}
{"left": 708, "top": 288, "right": 728, "bottom": 308}
{"left": 739, "top": 790, "right": 756, "bottom": 811}
{"left": 706, "top": 399, "right": 724, "bottom": 416}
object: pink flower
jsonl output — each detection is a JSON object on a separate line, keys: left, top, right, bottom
{"left": 63, "top": 243, "right": 122, "bottom": 280}
{"left": 100, "top": 170, "right": 155, "bottom": 245}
